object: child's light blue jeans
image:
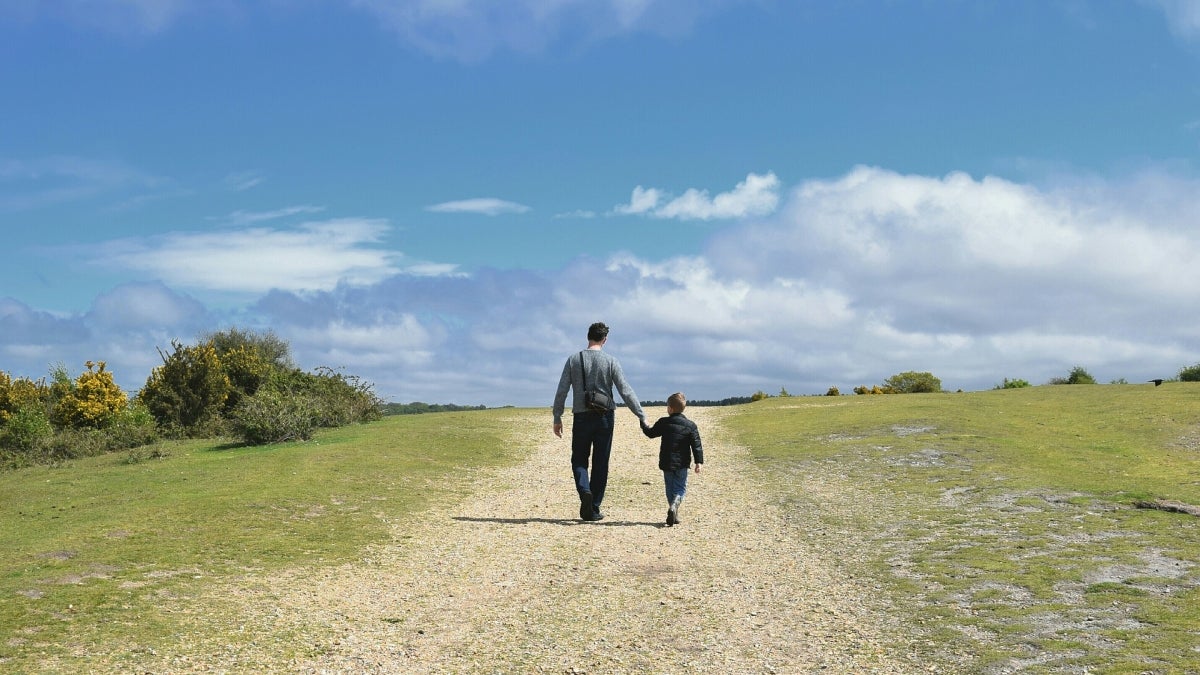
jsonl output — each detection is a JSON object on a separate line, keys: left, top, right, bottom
{"left": 664, "top": 468, "right": 689, "bottom": 506}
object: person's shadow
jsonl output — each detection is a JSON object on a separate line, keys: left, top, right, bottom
{"left": 452, "top": 516, "right": 665, "bottom": 528}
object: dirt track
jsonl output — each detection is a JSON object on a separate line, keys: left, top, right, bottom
{"left": 162, "top": 407, "right": 929, "bottom": 673}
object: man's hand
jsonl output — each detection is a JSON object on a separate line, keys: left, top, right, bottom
{"left": 553, "top": 422, "right": 563, "bottom": 438}
{"left": 694, "top": 464, "right": 702, "bottom": 474}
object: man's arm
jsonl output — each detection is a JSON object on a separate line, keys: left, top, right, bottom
{"left": 552, "top": 357, "right": 573, "bottom": 437}
{"left": 610, "top": 359, "right": 645, "bottom": 420}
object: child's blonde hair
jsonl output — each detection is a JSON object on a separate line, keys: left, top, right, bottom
{"left": 667, "top": 392, "right": 687, "bottom": 413}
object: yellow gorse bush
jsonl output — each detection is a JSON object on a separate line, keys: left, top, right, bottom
{"left": 53, "top": 361, "right": 129, "bottom": 429}
{"left": 0, "top": 371, "right": 49, "bottom": 424}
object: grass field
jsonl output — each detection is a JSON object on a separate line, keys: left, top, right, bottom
{"left": 2, "top": 385, "right": 1199, "bottom": 672}
{"left": 723, "top": 382, "right": 1200, "bottom": 673}
{"left": 0, "top": 409, "right": 525, "bottom": 671}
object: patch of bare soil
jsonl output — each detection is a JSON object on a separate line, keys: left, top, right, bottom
{"left": 131, "top": 408, "right": 932, "bottom": 673}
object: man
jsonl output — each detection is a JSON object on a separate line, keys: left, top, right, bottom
{"left": 552, "top": 322, "right": 645, "bottom": 521}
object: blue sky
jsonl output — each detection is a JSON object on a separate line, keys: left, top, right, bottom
{"left": 2, "top": 0, "right": 1200, "bottom": 406}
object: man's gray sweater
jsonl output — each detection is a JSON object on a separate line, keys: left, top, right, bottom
{"left": 552, "top": 349, "right": 645, "bottom": 425}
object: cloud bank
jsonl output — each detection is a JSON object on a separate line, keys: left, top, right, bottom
{"left": 5, "top": 167, "right": 1198, "bottom": 407}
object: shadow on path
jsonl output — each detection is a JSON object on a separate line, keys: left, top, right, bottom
{"left": 452, "top": 516, "right": 664, "bottom": 528}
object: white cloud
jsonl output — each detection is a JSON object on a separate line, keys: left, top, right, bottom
{"left": 716, "top": 166, "right": 1200, "bottom": 308}
{"left": 613, "top": 186, "right": 663, "bottom": 215}
{"left": 426, "top": 198, "right": 531, "bottom": 216}
{"left": 216, "top": 205, "right": 326, "bottom": 226}
{"left": 613, "top": 172, "right": 780, "bottom": 220}
{"left": 91, "top": 219, "right": 407, "bottom": 294}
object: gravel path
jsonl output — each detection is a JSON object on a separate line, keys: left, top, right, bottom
{"left": 177, "top": 407, "right": 929, "bottom": 673}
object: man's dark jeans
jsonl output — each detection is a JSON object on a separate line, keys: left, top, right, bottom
{"left": 571, "top": 409, "right": 614, "bottom": 510}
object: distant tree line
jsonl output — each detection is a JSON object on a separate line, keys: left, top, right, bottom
{"left": 0, "top": 328, "right": 383, "bottom": 469}
{"left": 642, "top": 395, "right": 756, "bottom": 407}
{"left": 382, "top": 402, "right": 489, "bottom": 415}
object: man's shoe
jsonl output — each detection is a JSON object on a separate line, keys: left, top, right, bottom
{"left": 579, "top": 491, "right": 593, "bottom": 521}
{"left": 591, "top": 510, "right": 605, "bottom": 521}
{"left": 666, "top": 507, "right": 676, "bottom": 527}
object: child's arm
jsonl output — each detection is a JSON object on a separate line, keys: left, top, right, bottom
{"left": 640, "top": 418, "right": 662, "bottom": 438}
{"left": 691, "top": 422, "right": 704, "bottom": 472}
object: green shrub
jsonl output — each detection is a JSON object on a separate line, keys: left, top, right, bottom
{"left": 0, "top": 405, "right": 53, "bottom": 453}
{"left": 1048, "top": 366, "right": 1097, "bottom": 385}
{"left": 230, "top": 389, "right": 318, "bottom": 445}
{"left": 123, "top": 444, "right": 171, "bottom": 465}
{"left": 33, "top": 427, "right": 106, "bottom": 464}
{"left": 1068, "top": 366, "right": 1096, "bottom": 385}
{"left": 203, "top": 327, "right": 293, "bottom": 369}
{"left": 996, "top": 378, "right": 1031, "bottom": 389}
{"left": 882, "top": 371, "right": 942, "bottom": 394}
{"left": 825, "top": 387, "right": 840, "bottom": 396}
{"left": 106, "top": 403, "right": 160, "bottom": 449}
{"left": 212, "top": 345, "right": 270, "bottom": 412}
{"left": 138, "top": 341, "right": 231, "bottom": 436}
{"left": 750, "top": 390, "right": 770, "bottom": 402}
{"left": 1179, "top": 363, "right": 1200, "bottom": 382}
{"left": 262, "top": 367, "right": 383, "bottom": 428}
{"left": 203, "top": 328, "right": 292, "bottom": 412}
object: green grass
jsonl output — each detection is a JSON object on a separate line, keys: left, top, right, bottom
{"left": 723, "top": 383, "right": 1200, "bottom": 672}
{"left": 0, "top": 409, "right": 526, "bottom": 671}
{"left": 7, "top": 385, "right": 1200, "bottom": 672}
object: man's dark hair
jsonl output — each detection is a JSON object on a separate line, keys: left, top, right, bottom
{"left": 587, "top": 322, "right": 609, "bottom": 342}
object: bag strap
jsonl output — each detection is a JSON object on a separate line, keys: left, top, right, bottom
{"left": 578, "top": 350, "right": 588, "bottom": 391}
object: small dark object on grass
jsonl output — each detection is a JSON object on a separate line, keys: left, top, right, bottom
{"left": 1134, "top": 499, "right": 1200, "bottom": 517}
{"left": 1149, "top": 379, "right": 1164, "bottom": 386}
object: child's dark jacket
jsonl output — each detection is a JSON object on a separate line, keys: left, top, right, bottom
{"left": 641, "top": 412, "right": 704, "bottom": 471}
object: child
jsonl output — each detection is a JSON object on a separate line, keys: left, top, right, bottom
{"left": 641, "top": 392, "right": 704, "bottom": 527}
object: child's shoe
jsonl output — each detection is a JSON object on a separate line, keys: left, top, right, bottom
{"left": 670, "top": 496, "right": 683, "bottom": 524}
